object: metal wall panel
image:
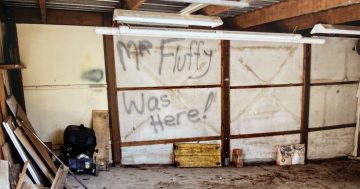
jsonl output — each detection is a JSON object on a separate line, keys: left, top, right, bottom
{"left": 230, "top": 86, "right": 301, "bottom": 134}
{"left": 118, "top": 88, "right": 221, "bottom": 142}
{"left": 230, "top": 41, "right": 303, "bottom": 86}
{"left": 114, "top": 36, "right": 221, "bottom": 87}
{"left": 17, "top": 24, "right": 106, "bottom": 86}
{"left": 230, "top": 134, "right": 300, "bottom": 162}
{"left": 122, "top": 140, "right": 221, "bottom": 165}
{"left": 308, "top": 128, "right": 355, "bottom": 159}
{"left": 311, "top": 37, "right": 360, "bottom": 83}
{"left": 309, "top": 84, "right": 358, "bottom": 128}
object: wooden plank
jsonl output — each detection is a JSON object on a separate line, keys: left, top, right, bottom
{"left": 20, "top": 181, "right": 38, "bottom": 189}
{"left": 3, "top": 8, "right": 26, "bottom": 111}
{"left": 121, "top": 136, "right": 221, "bottom": 147}
{"left": 230, "top": 83, "right": 302, "bottom": 89}
{"left": 174, "top": 144, "right": 220, "bottom": 156}
{"left": 310, "top": 81, "right": 359, "bottom": 86}
{"left": 125, "top": 0, "right": 145, "bottom": 10}
{"left": 92, "top": 110, "right": 111, "bottom": 171}
{"left": 15, "top": 120, "right": 58, "bottom": 175}
{"left": 308, "top": 123, "right": 356, "bottom": 132}
{"left": 50, "top": 165, "right": 69, "bottom": 189}
{"left": 16, "top": 161, "right": 28, "bottom": 189}
{"left": 0, "top": 70, "right": 8, "bottom": 119}
{"left": 2, "top": 143, "right": 15, "bottom": 164}
{"left": 174, "top": 155, "right": 221, "bottom": 167}
{"left": 117, "top": 84, "right": 221, "bottom": 91}
{"left": 221, "top": 40, "right": 230, "bottom": 166}
{"left": 227, "top": 0, "right": 360, "bottom": 29}
{"left": 230, "top": 130, "right": 301, "bottom": 139}
{"left": 6, "top": 95, "right": 35, "bottom": 132}
{"left": 38, "top": 0, "right": 46, "bottom": 23}
{"left": 254, "top": 4, "right": 360, "bottom": 32}
{"left": 0, "top": 64, "right": 26, "bottom": 70}
{"left": 0, "top": 160, "right": 10, "bottom": 189}
{"left": 2, "top": 117, "right": 43, "bottom": 185}
{"left": 103, "top": 13, "right": 121, "bottom": 164}
{"left": 201, "top": 5, "right": 232, "bottom": 16}
{"left": 9, "top": 164, "right": 21, "bottom": 189}
{"left": 300, "top": 44, "right": 311, "bottom": 162}
{"left": 14, "top": 128, "right": 54, "bottom": 182}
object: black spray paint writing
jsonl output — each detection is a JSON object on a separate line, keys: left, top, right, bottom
{"left": 122, "top": 91, "right": 216, "bottom": 133}
{"left": 81, "top": 69, "right": 104, "bottom": 82}
{"left": 117, "top": 38, "right": 213, "bottom": 79}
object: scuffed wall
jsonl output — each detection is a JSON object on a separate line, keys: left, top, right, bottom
{"left": 17, "top": 24, "right": 108, "bottom": 145}
{"left": 230, "top": 41, "right": 303, "bottom": 163}
{"left": 308, "top": 37, "right": 360, "bottom": 159}
{"left": 114, "top": 36, "right": 222, "bottom": 164}
{"left": 231, "top": 87, "right": 301, "bottom": 134}
{"left": 119, "top": 88, "right": 221, "bottom": 142}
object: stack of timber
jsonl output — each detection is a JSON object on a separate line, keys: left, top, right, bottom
{"left": 174, "top": 143, "right": 221, "bottom": 167}
{"left": 0, "top": 88, "right": 71, "bottom": 188}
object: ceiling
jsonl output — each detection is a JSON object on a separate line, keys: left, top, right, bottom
{"left": 1, "top": 0, "right": 359, "bottom": 32}
{"left": 1, "top": 0, "right": 282, "bottom": 18}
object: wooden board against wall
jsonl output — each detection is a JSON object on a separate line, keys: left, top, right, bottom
{"left": 92, "top": 110, "right": 110, "bottom": 170}
{"left": 0, "top": 160, "right": 10, "bottom": 189}
{"left": 14, "top": 127, "right": 54, "bottom": 182}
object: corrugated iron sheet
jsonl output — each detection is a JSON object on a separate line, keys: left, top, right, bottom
{"left": 1, "top": 0, "right": 283, "bottom": 16}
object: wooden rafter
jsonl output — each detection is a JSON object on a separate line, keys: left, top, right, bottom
{"left": 125, "top": 0, "right": 145, "bottom": 10}
{"left": 38, "top": 0, "right": 46, "bottom": 23}
{"left": 227, "top": 0, "right": 360, "bottom": 29}
{"left": 201, "top": 5, "right": 232, "bottom": 16}
{"left": 253, "top": 4, "right": 360, "bottom": 32}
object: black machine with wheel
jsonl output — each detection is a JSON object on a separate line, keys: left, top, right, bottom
{"left": 63, "top": 124, "right": 98, "bottom": 176}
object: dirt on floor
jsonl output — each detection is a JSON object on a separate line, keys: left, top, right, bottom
{"left": 66, "top": 159, "right": 360, "bottom": 189}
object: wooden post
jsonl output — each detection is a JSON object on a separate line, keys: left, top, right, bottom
{"left": 300, "top": 44, "right": 311, "bottom": 162}
{"left": 103, "top": 13, "right": 121, "bottom": 165}
{"left": 221, "top": 40, "right": 230, "bottom": 166}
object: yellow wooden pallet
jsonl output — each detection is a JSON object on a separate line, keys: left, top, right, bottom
{"left": 174, "top": 143, "right": 221, "bottom": 167}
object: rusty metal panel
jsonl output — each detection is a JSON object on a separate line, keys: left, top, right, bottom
{"left": 308, "top": 128, "right": 355, "bottom": 159}
{"left": 230, "top": 87, "right": 301, "bottom": 134}
{"left": 113, "top": 36, "right": 221, "bottom": 87}
{"left": 311, "top": 37, "right": 360, "bottom": 83}
{"left": 121, "top": 140, "right": 221, "bottom": 165}
{"left": 230, "top": 41, "right": 303, "bottom": 86}
{"left": 309, "top": 84, "right": 358, "bottom": 128}
{"left": 118, "top": 88, "right": 221, "bottom": 142}
{"left": 230, "top": 134, "right": 300, "bottom": 163}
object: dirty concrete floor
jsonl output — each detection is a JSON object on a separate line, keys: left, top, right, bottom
{"left": 67, "top": 159, "right": 360, "bottom": 189}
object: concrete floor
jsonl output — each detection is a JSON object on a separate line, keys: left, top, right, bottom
{"left": 67, "top": 159, "right": 360, "bottom": 189}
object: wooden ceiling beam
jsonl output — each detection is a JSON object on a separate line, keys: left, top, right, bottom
{"left": 125, "top": 0, "right": 145, "bottom": 10}
{"left": 249, "top": 4, "right": 360, "bottom": 32}
{"left": 227, "top": 0, "right": 360, "bottom": 29}
{"left": 38, "top": 0, "right": 46, "bottom": 23}
{"left": 200, "top": 5, "right": 232, "bottom": 16}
